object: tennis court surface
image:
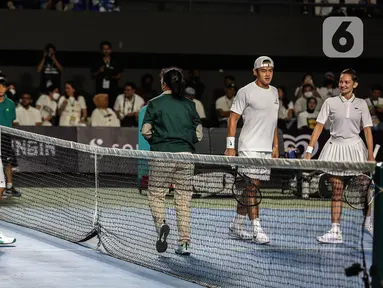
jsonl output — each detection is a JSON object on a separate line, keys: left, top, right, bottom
{"left": 0, "top": 127, "right": 379, "bottom": 288}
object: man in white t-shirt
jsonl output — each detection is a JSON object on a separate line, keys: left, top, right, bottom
{"left": 14, "top": 93, "right": 42, "bottom": 126}
{"left": 365, "top": 84, "right": 383, "bottom": 131}
{"left": 216, "top": 83, "right": 236, "bottom": 127}
{"left": 185, "top": 86, "right": 206, "bottom": 124}
{"left": 113, "top": 82, "right": 145, "bottom": 127}
{"left": 36, "top": 85, "right": 59, "bottom": 126}
{"left": 225, "top": 56, "right": 279, "bottom": 244}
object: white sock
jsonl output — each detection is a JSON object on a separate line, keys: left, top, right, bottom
{"left": 365, "top": 216, "right": 371, "bottom": 226}
{"left": 331, "top": 223, "right": 340, "bottom": 233}
{"left": 252, "top": 218, "right": 260, "bottom": 228}
{"left": 6, "top": 183, "right": 12, "bottom": 189}
{"left": 234, "top": 214, "right": 246, "bottom": 226}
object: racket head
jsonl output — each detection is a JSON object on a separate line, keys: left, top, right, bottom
{"left": 344, "top": 174, "right": 372, "bottom": 210}
{"left": 232, "top": 169, "right": 262, "bottom": 207}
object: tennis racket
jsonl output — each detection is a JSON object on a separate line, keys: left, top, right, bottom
{"left": 231, "top": 167, "right": 262, "bottom": 207}
{"left": 344, "top": 144, "right": 380, "bottom": 210}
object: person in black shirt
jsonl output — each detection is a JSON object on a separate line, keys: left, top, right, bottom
{"left": 91, "top": 41, "right": 123, "bottom": 107}
{"left": 37, "top": 43, "right": 63, "bottom": 92}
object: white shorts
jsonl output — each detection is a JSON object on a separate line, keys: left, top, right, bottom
{"left": 0, "top": 159, "right": 5, "bottom": 188}
{"left": 237, "top": 151, "right": 272, "bottom": 181}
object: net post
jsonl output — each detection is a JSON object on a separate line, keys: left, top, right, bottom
{"left": 372, "top": 163, "right": 383, "bottom": 288}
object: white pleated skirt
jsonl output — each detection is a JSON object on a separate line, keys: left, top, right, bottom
{"left": 318, "top": 136, "right": 367, "bottom": 176}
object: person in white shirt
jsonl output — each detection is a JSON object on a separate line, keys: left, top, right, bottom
{"left": 216, "top": 83, "right": 236, "bottom": 127}
{"left": 113, "top": 82, "right": 145, "bottom": 127}
{"left": 297, "top": 97, "right": 319, "bottom": 130}
{"left": 58, "top": 81, "right": 87, "bottom": 127}
{"left": 91, "top": 94, "right": 120, "bottom": 127}
{"left": 225, "top": 56, "right": 279, "bottom": 245}
{"left": 36, "top": 85, "right": 60, "bottom": 126}
{"left": 365, "top": 84, "right": 383, "bottom": 131}
{"left": 317, "top": 72, "right": 340, "bottom": 101}
{"left": 294, "top": 73, "right": 316, "bottom": 98}
{"left": 294, "top": 83, "right": 323, "bottom": 115}
{"left": 277, "top": 85, "right": 294, "bottom": 130}
{"left": 185, "top": 86, "right": 206, "bottom": 124}
{"left": 305, "top": 69, "right": 375, "bottom": 244}
{"left": 14, "top": 93, "right": 42, "bottom": 126}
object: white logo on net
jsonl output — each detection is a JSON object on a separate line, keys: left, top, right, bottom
{"left": 283, "top": 134, "right": 319, "bottom": 157}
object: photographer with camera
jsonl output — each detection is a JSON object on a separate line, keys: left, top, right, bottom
{"left": 37, "top": 43, "right": 63, "bottom": 92}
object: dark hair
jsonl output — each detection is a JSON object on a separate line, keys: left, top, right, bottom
{"left": 21, "top": 92, "right": 32, "bottom": 99}
{"left": 100, "top": 41, "right": 112, "bottom": 50}
{"left": 301, "top": 73, "right": 313, "bottom": 83}
{"left": 224, "top": 75, "right": 235, "bottom": 82}
{"left": 64, "top": 81, "right": 78, "bottom": 99}
{"left": 45, "top": 43, "right": 56, "bottom": 52}
{"left": 277, "top": 85, "right": 290, "bottom": 110}
{"left": 302, "top": 83, "right": 314, "bottom": 91}
{"left": 47, "top": 85, "right": 58, "bottom": 94}
{"left": 162, "top": 69, "right": 184, "bottom": 99}
{"left": 340, "top": 68, "right": 359, "bottom": 82}
{"left": 307, "top": 96, "right": 317, "bottom": 105}
{"left": 371, "top": 84, "right": 383, "bottom": 92}
{"left": 124, "top": 82, "right": 136, "bottom": 90}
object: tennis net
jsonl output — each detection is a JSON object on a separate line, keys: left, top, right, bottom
{"left": 0, "top": 126, "right": 377, "bottom": 288}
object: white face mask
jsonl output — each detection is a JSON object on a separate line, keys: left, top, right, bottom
{"left": 53, "top": 92, "right": 60, "bottom": 101}
{"left": 9, "top": 88, "right": 15, "bottom": 95}
{"left": 304, "top": 91, "right": 313, "bottom": 98}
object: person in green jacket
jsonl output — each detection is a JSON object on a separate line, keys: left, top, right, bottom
{"left": 142, "top": 67, "right": 202, "bottom": 255}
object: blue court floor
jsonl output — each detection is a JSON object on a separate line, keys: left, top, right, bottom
{"left": 0, "top": 221, "right": 202, "bottom": 288}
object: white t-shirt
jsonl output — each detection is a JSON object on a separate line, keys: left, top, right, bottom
{"left": 193, "top": 99, "right": 206, "bottom": 119}
{"left": 58, "top": 95, "right": 87, "bottom": 126}
{"left": 365, "top": 97, "right": 383, "bottom": 127}
{"left": 294, "top": 96, "right": 323, "bottom": 115}
{"left": 231, "top": 82, "right": 279, "bottom": 152}
{"left": 36, "top": 94, "right": 57, "bottom": 126}
{"left": 91, "top": 108, "right": 120, "bottom": 127}
{"left": 278, "top": 101, "right": 294, "bottom": 119}
{"left": 113, "top": 94, "right": 145, "bottom": 118}
{"left": 216, "top": 95, "right": 234, "bottom": 122}
{"left": 297, "top": 110, "right": 319, "bottom": 129}
{"left": 14, "top": 106, "right": 42, "bottom": 126}
{"left": 316, "top": 95, "right": 373, "bottom": 139}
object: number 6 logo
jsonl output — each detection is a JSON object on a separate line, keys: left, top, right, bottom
{"left": 322, "top": 17, "right": 363, "bottom": 58}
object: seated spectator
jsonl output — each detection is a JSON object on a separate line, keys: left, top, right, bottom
{"left": 58, "top": 81, "right": 87, "bottom": 127}
{"left": 6, "top": 82, "right": 20, "bottom": 104}
{"left": 277, "top": 86, "right": 294, "bottom": 130}
{"left": 113, "top": 82, "right": 144, "bottom": 127}
{"left": 317, "top": 71, "right": 340, "bottom": 100}
{"left": 315, "top": 0, "right": 340, "bottom": 16}
{"left": 294, "top": 73, "right": 316, "bottom": 98}
{"left": 36, "top": 85, "right": 60, "bottom": 126}
{"left": 185, "top": 87, "right": 206, "bottom": 125}
{"left": 365, "top": 84, "right": 383, "bottom": 131}
{"left": 14, "top": 93, "right": 42, "bottom": 126}
{"left": 91, "top": 94, "right": 120, "bottom": 127}
{"left": 186, "top": 69, "right": 205, "bottom": 100}
{"left": 216, "top": 83, "right": 236, "bottom": 127}
{"left": 294, "top": 83, "right": 323, "bottom": 115}
{"left": 137, "top": 73, "right": 157, "bottom": 103}
{"left": 297, "top": 97, "right": 319, "bottom": 130}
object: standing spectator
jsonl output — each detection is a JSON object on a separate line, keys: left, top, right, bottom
{"left": 365, "top": 84, "right": 383, "bottom": 131}
{"left": 113, "top": 82, "right": 145, "bottom": 127}
{"left": 137, "top": 73, "right": 158, "bottom": 103}
{"left": 186, "top": 69, "right": 205, "bottom": 100}
{"left": 294, "top": 83, "right": 323, "bottom": 115}
{"left": 216, "top": 83, "right": 236, "bottom": 127}
{"left": 294, "top": 73, "right": 316, "bottom": 98}
{"left": 277, "top": 86, "right": 294, "bottom": 131}
{"left": 297, "top": 97, "right": 319, "bottom": 130}
{"left": 14, "top": 93, "right": 42, "bottom": 126}
{"left": 91, "top": 41, "right": 123, "bottom": 107}
{"left": 317, "top": 71, "right": 340, "bottom": 101}
{"left": 36, "top": 85, "right": 60, "bottom": 126}
{"left": 37, "top": 43, "right": 63, "bottom": 92}
{"left": 91, "top": 94, "right": 120, "bottom": 127}
{"left": 185, "top": 86, "right": 206, "bottom": 125}
{"left": 57, "top": 81, "right": 87, "bottom": 126}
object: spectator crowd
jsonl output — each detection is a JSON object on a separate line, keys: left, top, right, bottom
{"left": 2, "top": 41, "right": 383, "bottom": 132}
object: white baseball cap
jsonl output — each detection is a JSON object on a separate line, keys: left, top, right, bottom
{"left": 254, "top": 56, "right": 274, "bottom": 69}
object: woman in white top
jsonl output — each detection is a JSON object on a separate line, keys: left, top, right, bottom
{"left": 91, "top": 94, "right": 120, "bottom": 127}
{"left": 305, "top": 69, "right": 374, "bottom": 244}
{"left": 58, "top": 81, "right": 87, "bottom": 126}
{"left": 277, "top": 86, "right": 294, "bottom": 130}
{"left": 297, "top": 97, "right": 319, "bottom": 130}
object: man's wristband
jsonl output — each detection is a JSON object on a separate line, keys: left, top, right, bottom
{"left": 226, "top": 137, "right": 235, "bottom": 149}
{"left": 306, "top": 146, "right": 314, "bottom": 154}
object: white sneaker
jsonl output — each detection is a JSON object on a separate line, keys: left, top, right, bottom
{"left": 364, "top": 223, "right": 373, "bottom": 237}
{"left": 0, "top": 233, "right": 16, "bottom": 245}
{"left": 229, "top": 222, "right": 252, "bottom": 240}
{"left": 175, "top": 242, "right": 191, "bottom": 256}
{"left": 253, "top": 225, "right": 270, "bottom": 244}
{"left": 317, "top": 228, "right": 343, "bottom": 244}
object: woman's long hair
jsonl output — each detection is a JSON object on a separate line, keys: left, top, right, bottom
{"left": 277, "top": 85, "right": 290, "bottom": 110}
{"left": 162, "top": 68, "right": 185, "bottom": 99}
{"left": 64, "top": 80, "right": 79, "bottom": 100}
